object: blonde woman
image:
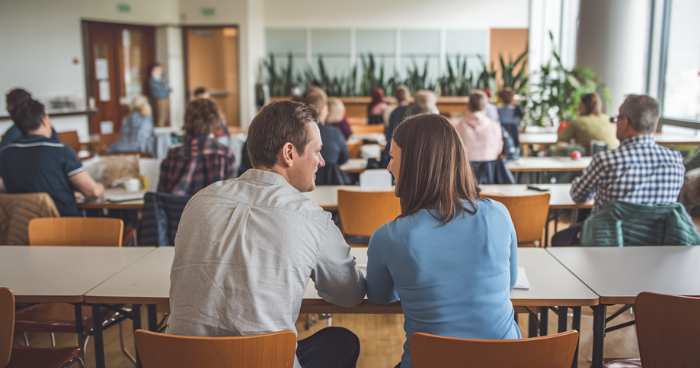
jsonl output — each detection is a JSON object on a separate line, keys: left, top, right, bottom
{"left": 327, "top": 98, "right": 352, "bottom": 139}
{"left": 109, "top": 95, "right": 155, "bottom": 155}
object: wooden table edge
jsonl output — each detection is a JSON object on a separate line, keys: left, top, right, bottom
{"left": 15, "top": 295, "right": 84, "bottom": 304}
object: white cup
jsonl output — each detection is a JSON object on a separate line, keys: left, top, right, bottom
{"left": 123, "top": 178, "right": 141, "bottom": 192}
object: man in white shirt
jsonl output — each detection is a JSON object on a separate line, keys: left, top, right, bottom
{"left": 167, "top": 101, "right": 366, "bottom": 368}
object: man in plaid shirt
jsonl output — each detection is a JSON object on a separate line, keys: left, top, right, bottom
{"left": 554, "top": 94, "right": 685, "bottom": 245}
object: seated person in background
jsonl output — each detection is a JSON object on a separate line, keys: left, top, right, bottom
{"left": 192, "top": 86, "right": 210, "bottom": 99}
{"left": 406, "top": 90, "right": 438, "bottom": 116}
{"left": 367, "top": 113, "right": 520, "bottom": 368}
{"left": 1, "top": 88, "right": 58, "bottom": 150}
{"left": 0, "top": 99, "right": 104, "bottom": 216}
{"left": 382, "top": 86, "right": 413, "bottom": 166}
{"left": 455, "top": 91, "right": 503, "bottom": 162}
{"left": 108, "top": 95, "right": 155, "bottom": 156}
{"left": 193, "top": 86, "right": 230, "bottom": 140}
{"left": 553, "top": 94, "right": 685, "bottom": 245}
{"left": 168, "top": 100, "right": 365, "bottom": 368}
{"left": 158, "top": 98, "right": 235, "bottom": 196}
{"left": 557, "top": 92, "right": 618, "bottom": 154}
{"left": 327, "top": 97, "right": 352, "bottom": 140}
{"left": 497, "top": 88, "right": 523, "bottom": 147}
{"left": 482, "top": 89, "right": 500, "bottom": 123}
{"left": 367, "top": 86, "right": 389, "bottom": 125}
{"left": 304, "top": 89, "right": 349, "bottom": 185}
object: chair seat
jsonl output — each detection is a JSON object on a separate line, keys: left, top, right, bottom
{"left": 8, "top": 346, "right": 80, "bottom": 368}
{"left": 15, "top": 303, "right": 95, "bottom": 333}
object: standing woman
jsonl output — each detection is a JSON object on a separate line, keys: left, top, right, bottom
{"left": 148, "top": 63, "right": 172, "bottom": 127}
{"left": 367, "top": 113, "right": 521, "bottom": 368}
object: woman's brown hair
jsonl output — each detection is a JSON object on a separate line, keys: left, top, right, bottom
{"left": 579, "top": 92, "right": 602, "bottom": 116}
{"left": 392, "top": 113, "right": 479, "bottom": 223}
{"left": 183, "top": 98, "right": 222, "bottom": 137}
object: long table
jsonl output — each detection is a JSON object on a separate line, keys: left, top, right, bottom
{"left": 84, "top": 246, "right": 597, "bottom": 368}
{"left": 519, "top": 132, "right": 700, "bottom": 151}
{"left": 548, "top": 246, "right": 700, "bottom": 368}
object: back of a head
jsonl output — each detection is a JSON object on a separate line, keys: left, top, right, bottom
{"left": 247, "top": 101, "right": 317, "bottom": 168}
{"left": 303, "top": 90, "right": 328, "bottom": 117}
{"left": 13, "top": 99, "right": 46, "bottom": 135}
{"left": 620, "top": 94, "right": 659, "bottom": 134}
{"left": 193, "top": 86, "right": 208, "bottom": 99}
{"left": 468, "top": 91, "right": 487, "bottom": 113}
{"left": 580, "top": 92, "right": 602, "bottom": 116}
{"left": 371, "top": 87, "right": 385, "bottom": 104}
{"left": 183, "top": 98, "right": 221, "bottom": 137}
{"left": 5, "top": 88, "right": 32, "bottom": 116}
{"left": 392, "top": 113, "right": 478, "bottom": 223}
{"left": 131, "top": 95, "right": 152, "bottom": 117}
{"left": 498, "top": 89, "right": 515, "bottom": 106}
{"left": 327, "top": 97, "right": 346, "bottom": 123}
{"left": 395, "top": 85, "right": 411, "bottom": 103}
{"left": 413, "top": 90, "right": 438, "bottom": 114}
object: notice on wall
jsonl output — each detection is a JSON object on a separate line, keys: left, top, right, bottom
{"left": 98, "top": 80, "right": 110, "bottom": 101}
{"left": 100, "top": 121, "right": 114, "bottom": 135}
{"left": 95, "top": 58, "right": 109, "bottom": 80}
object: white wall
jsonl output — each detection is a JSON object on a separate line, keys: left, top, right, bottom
{"left": 264, "top": 0, "right": 528, "bottom": 28}
{"left": 0, "top": 0, "right": 179, "bottom": 140}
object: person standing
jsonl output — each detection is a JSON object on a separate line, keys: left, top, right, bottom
{"left": 148, "top": 63, "right": 171, "bottom": 127}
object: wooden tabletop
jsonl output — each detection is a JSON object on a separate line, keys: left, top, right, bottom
{"left": 0, "top": 246, "right": 155, "bottom": 303}
{"left": 340, "top": 158, "right": 369, "bottom": 174}
{"left": 548, "top": 246, "right": 700, "bottom": 304}
{"left": 506, "top": 157, "right": 591, "bottom": 173}
{"left": 81, "top": 247, "right": 597, "bottom": 311}
{"left": 305, "top": 184, "right": 592, "bottom": 210}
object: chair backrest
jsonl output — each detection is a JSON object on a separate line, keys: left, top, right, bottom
{"left": 135, "top": 330, "right": 296, "bottom": 368}
{"left": 57, "top": 131, "right": 81, "bottom": 153}
{"left": 410, "top": 331, "right": 578, "bottom": 368}
{"left": 28, "top": 217, "right": 124, "bottom": 246}
{"left": 337, "top": 190, "right": 401, "bottom": 238}
{"left": 351, "top": 124, "right": 384, "bottom": 135}
{"left": 480, "top": 193, "right": 550, "bottom": 246}
{"left": 0, "top": 288, "right": 14, "bottom": 367}
{"left": 0, "top": 193, "right": 59, "bottom": 245}
{"left": 138, "top": 192, "right": 190, "bottom": 246}
{"left": 635, "top": 292, "right": 700, "bottom": 368}
{"left": 359, "top": 169, "right": 393, "bottom": 187}
{"left": 347, "top": 140, "right": 362, "bottom": 158}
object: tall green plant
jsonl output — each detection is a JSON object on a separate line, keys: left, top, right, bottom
{"left": 498, "top": 47, "right": 528, "bottom": 95}
{"left": 438, "top": 55, "right": 474, "bottom": 96}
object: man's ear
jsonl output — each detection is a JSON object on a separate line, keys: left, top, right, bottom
{"left": 278, "top": 142, "right": 295, "bottom": 168}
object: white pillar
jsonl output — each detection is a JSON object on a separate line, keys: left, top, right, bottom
{"left": 576, "top": 0, "right": 652, "bottom": 112}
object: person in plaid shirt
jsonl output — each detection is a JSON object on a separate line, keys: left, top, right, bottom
{"left": 553, "top": 94, "right": 685, "bottom": 245}
{"left": 157, "top": 99, "right": 235, "bottom": 196}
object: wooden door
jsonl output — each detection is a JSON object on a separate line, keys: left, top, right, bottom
{"left": 184, "top": 26, "right": 240, "bottom": 127}
{"left": 83, "top": 21, "right": 155, "bottom": 135}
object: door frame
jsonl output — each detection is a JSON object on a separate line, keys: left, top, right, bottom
{"left": 181, "top": 24, "right": 240, "bottom": 122}
{"left": 81, "top": 19, "right": 156, "bottom": 135}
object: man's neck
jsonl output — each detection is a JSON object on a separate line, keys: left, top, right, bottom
{"left": 256, "top": 165, "right": 291, "bottom": 182}
{"left": 27, "top": 127, "right": 51, "bottom": 138}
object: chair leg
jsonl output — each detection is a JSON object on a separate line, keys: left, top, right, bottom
{"left": 23, "top": 332, "right": 30, "bottom": 347}
{"left": 118, "top": 321, "right": 137, "bottom": 365}
{"left": 50, "top": 332, "right": 57, "bottom": 348}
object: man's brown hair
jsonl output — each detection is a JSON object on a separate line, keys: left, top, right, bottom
{"left": 247, "top": 101, "right": 318, "bottom": 168}
{"left": 468, "top": 91, "right": 487, "bottom": 113}
{"left": 580, "top": 92, "right": 602, "bottom": 116}
{"left": 183, "top": 98, "right": 221, "bottom": 137}
{"left": 393, "top": 113, "right": 479, "bottom": 223}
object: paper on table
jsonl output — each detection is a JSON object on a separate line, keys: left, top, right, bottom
{"left": 105, "top": 192, "right": 144, "bottom": 202}
{"left": 513, "top": 266, "right": 530, "bottom": 290}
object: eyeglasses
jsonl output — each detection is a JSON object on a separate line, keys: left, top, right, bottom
{"left": 610, "top": 115, "right": 625, "bottom": 123}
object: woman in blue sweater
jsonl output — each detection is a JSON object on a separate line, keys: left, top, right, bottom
{"left": 366, "top": 113, "right": 521, "bottom": 368}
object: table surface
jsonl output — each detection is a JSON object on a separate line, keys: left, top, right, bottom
{"left": 519, "top": 132, "right": 700, "bottom": 145}
{"left": 548, "top": 246, "right": 700, "bottom": 304}
{"left": 506, "top": 157, "right": 591, "bottom": 173}
{"left": 305, "top": 184, "right": 591, "bottom": 210}
{"left": 83, "top": 247, "right": 597, "bottom": 311}
{"left": 0, "top": 246, "right": 155, "bottom": 303}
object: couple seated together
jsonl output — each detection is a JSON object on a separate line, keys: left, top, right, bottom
{"left": 168, "top": 101, "right": 521, "bottom": 367}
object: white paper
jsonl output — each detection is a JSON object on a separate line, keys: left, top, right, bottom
{"left": 95, "top": 58, "right": 109, "bottom": 80}
{"left": 106, "top": 192, "right": 144, "bottom": 203}
{"left": 513, "top": 267, "right": 530, "bottom": 290}
{"left": 99, "top": 120, "right": 113, "bottom": 134}
{"left": 98, "top": 80, "right": 110, "bottom": 101}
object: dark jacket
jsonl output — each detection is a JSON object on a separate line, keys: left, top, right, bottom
{"left": 317, "top": 124, "right": 349, "bottom": 185}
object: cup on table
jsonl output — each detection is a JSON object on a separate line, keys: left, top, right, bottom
{"left": 123, "top": 177, "right": 141, "bottom": 192}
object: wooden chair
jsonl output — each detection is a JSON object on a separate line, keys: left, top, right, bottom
{"left": 337, "top": 190, "right": 401, "bottom": 246}
{"left": 347, "top": 140, "right": 363, "bottom": 158}
{"left": 410, "top": 331, "right": 579, "bottom": 368}
{"left": 0, "top": 288, "right": 81, "bottom": 368}
{"left": 634, "top": 292, "right": 700, "bottom": 368}
{"left": 480, "top": 193, "right": 550, "bottom": 247}
{"left": 16, "top": 217, "right": 124, "bottom": 359}
{"left": 28, "top": 217, "right": 124, "bottom": 246}
{"left": 135, "top": 330, "right": 296, "bottom": 368}
{"left": 57, "top": 131, "right": 81, "bottom": 153}
{"left": 351, "top": 124, "right": 384, "bottom": 135}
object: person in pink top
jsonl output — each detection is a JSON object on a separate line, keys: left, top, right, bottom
{"left": 455, "top": 91, "right": 503, "bottom": 162}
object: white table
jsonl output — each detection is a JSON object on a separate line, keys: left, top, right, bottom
{"left": 506, "top": 157, "right": 591, "bottom": 173}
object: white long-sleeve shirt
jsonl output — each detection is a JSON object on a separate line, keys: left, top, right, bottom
{"left": 167, "top": 169, "right": 366, "bottom": 353}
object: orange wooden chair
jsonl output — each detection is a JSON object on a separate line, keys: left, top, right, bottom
{"left": 28, "top": 217, "right": 124, "bottom": 246}
{"left": 634, "top": 292, "right": 700, "bottom": 368}
{"left": 337, "top": 190, "right": 401, "bottom": 246}
{"left": 57, "top": 131, "right": 81, "bottom": 153}
{"left": 17, "top": 218, "right": 125, "bottom": 359}
{"left": 135, "top": 330, "right": 296, "bottom": 368}
{"left": 0, "top": 288, "right": 81, "bottom": 368}
{"left": 410, "top": 330, "right": 579, "bottom": 368}
{"left": 480, "top": 193, "right": 550, "bottom": 247}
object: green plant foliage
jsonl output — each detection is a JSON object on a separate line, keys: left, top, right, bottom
{"left": 437, "top": 55, "right": 474, "bottom": 96}
{"left": 498, "top": 47, "right": 529, "bottom": 95}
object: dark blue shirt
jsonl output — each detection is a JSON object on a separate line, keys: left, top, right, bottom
{"left": 0, "top": 135, "right": 84, "bottom": 216}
